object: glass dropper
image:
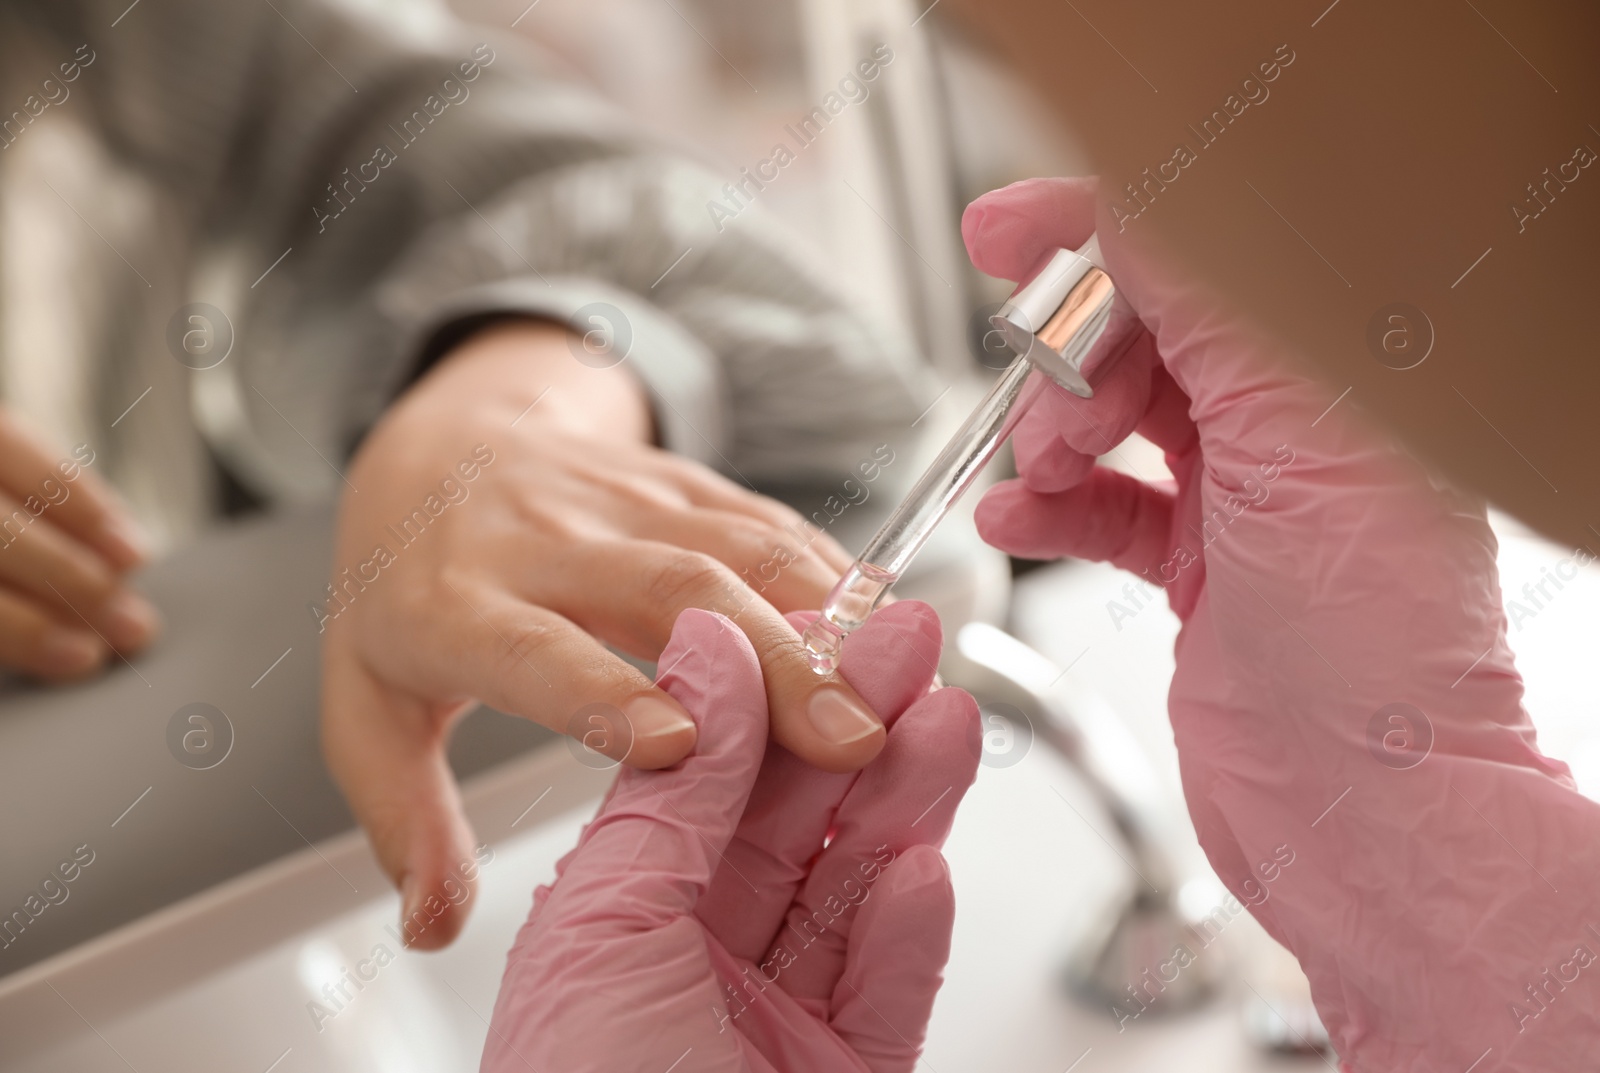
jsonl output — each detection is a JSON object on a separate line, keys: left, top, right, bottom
{"left": 802, "top": 238, "right": 1137, "bottom": 674}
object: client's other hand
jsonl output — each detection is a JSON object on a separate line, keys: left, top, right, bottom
{"left": 0, "top": 408, "right": 155, "bottom": 679}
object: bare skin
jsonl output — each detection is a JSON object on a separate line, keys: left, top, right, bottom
{"left": 949, "top": 0, "right": 1600, "bottom": 550}
{"left": 0, "top": 410, "right": 157, "bottom": 679}
{"left": 321, "top": 321, "right": 887, "bottom": 948}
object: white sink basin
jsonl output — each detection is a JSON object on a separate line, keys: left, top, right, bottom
{"left": 0, "top": 744, "right": 610, "bottom": 1073}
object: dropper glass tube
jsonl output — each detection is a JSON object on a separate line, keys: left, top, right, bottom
{"left": 800, "top": 357, "right": 1049, "bottom": 673}
{"left": 801, "top": 240, "right": 1131, "bottom": 674}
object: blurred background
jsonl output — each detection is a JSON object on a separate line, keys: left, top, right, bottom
{"left": 2, "top": 1, "right": 1598, "bottom": 1070}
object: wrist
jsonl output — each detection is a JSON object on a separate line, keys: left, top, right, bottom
{"left": 408, "top": 318, "right": 655, "bottom": 444}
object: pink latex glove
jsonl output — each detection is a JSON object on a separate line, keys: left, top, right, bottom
{"left": 967, "top": 177, "right": 1600, "bottom": 1071}
{"left": 481, "top": 600, "right": 979, "bottom": 1072}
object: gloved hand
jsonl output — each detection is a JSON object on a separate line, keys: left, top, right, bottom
{"left": 481, "top": 600, "right": 980, "bottom": 1072}
{"left": 966, "top": 177, "right": 1600, "bottom": 1071}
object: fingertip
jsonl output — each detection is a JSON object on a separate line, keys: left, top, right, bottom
{"left": 959, "top": 198, "right": 988, "bottom": 266}
{"left": 663, "top": 605, "right": 740, "bottom": 652}
{"left": 774, "top": 606, "right": 944, "bottom": 773}
{"left": 396, "top": 871, "right": 472, "bottom": 951}
{"left": 656, "top": 607, "right": 762, "bottom": 707}
{"left": 961, "top": 177, "right": 1099, "bottom": 281}
{"left": 659, "top": 607, "right": 757, "bottom": 680}
{"left": 619, "top": 692, "right": 698, "bottom": 769}
{"left": 973, "top": 480, "right": 1033, "bottom": 555}
{"left": 771, "top": 601, "right": 946, "bottom": 772}
{"left": 101, "top": 590, "right": 161, "bottom": 653}
{"left": 888, "top": 843, "right": 952, "bottom": 897}
{"left": 652, "top": 606, "right": 768, "bottom": 768}
{"left": 839, "top": 600, "right": 943, "bottom": 718}
{"left": 797, "top": 684, "right": 886, "bottom": 772}
{"left": 933, "top": 685, "right": 984, "bottom": 772}
{"left": 392, "top": 833, "right": 483, "bottom": 951}
{"left": 923, "top": 679, "right": 981, "bottom": 724}
{"left": 397, "top": 910, "right": 465, "bottom": 951}
{"left": 95, "top": 515, "right": 150, "bottom": 572}
{"left": 855, "top": 597, "right": 942, "bottom": 644}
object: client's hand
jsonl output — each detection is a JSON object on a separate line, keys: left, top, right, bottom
{"left": 482, "top": 600, "right": 979, "bottom": 1073}
{"left": 966, "top": 178, "right": 1600, "bottom": 1071}
{"left": 324, "top": 321, "right": 888, "bottom": 949}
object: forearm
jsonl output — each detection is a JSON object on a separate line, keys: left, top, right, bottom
{"left": 950, "top": 0, "right": 1598, "bottom": 551}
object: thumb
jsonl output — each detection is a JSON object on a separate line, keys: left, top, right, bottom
{"left": 962, "top": 176, "right": 1099, "bottom": 282}
{"left": 321, "top": 640, "right": 481, "bottom": 950}
{"left": 543, "top": 609, "right": 769, "bottom": 930}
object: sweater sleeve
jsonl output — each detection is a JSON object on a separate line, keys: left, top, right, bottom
{"left": 20, "top": 0, "right": 930, "bottom": 493}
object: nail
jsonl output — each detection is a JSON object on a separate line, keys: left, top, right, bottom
{"left": 102, "top": 591, "right": 158, "bottom": 649}
{"left": 806, "top": 687, "right": 883, "bottom": 746}
{"left": 626, "top": 695, "right": 697, "bottom": 735}
{"left": 98, "top": 515, "right": 150, "bottom": 567}
{"left": 398, "top": 875, "right": 421, "bottom": 946}
{"left": 890, "top": 848, "right": 947, "bottom": 893}
{"left": 38, "top": 629, "right": 103, "bottom": 675}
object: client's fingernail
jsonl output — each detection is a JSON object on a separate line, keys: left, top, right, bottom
{"left": 99, "top": 516, "right": 150, "bottom": 566}
{"left": 38, "top": 629, "right": 103, "bottom": 675}
{"left": 806, "top": 687, "right": 883, "bottom": 746}
{"left": 398, "top": 875, "right": 421, "bottom": 945}
{"left": 625, "top": 695, "right": 697, "bottom": 741}
{"left": 103, "top": 591, "right": 159, "bottom": 650}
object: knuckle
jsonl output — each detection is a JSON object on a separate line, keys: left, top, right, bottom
{"left": 646, "top": 549, "right": 737, "bottom": 610}
{"left": 760, "top": 499, "right": 810, "bottom": 531}
{"left": 808, "top": 527, "right": 851, "bottom": 562}
{"left": 496, "top": 614, "right": 566, "bottom": 673}
{"left": 725, "top": 519, "right": 792, "bottom": 568}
